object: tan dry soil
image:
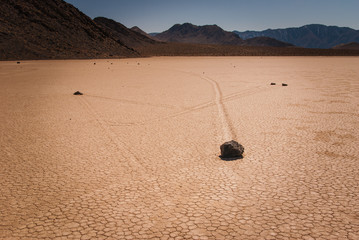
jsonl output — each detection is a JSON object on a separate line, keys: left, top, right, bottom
{"left": 1, "top": 57, "right": 359, "bottom": 239}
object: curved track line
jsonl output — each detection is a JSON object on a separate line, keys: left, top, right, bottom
{"left": 91, "top": 68, "right": 273, "bottom": 128}
{"left": 108, "top": 85, "right": 272, "bottom": 127}
{"left": 85, "top": 94, "right": 181, "bottom": 110}
{"left": 78, "top": 96, "right": 148, "bottom": 174}
{"left": 77, "top": 96, "right": 171, "bottom": 208}
{"left": 201, "top": 76, "right": 234, "bottom": 141}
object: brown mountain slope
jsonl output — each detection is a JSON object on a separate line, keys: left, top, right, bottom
{"left": 155, "top": 23, "right": 244, "bottom": 45}
{"left": 131, "top": 26, "right": 160, "bottom": 41}
{"left": 332, "top": 42, "right": 359, "bottom": 50}
{"left": 136, "top": 42, "right": 359, "bottom": 57}
{"left": 155, "top": 23, "right": 293, "bottom": 47}
{"left": 136, "top": 43, "right": 359, "bottom": 56}
{"left": 244, "top": 37, "right": 293, "bottom": 47}
{"left": 93, "top": 17, "right": 159, "bottom": 48}
{"left": 0, "top": 0, "right": 138, "bottom": 60}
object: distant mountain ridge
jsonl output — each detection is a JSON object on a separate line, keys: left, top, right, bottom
{"left": 234, "top": 24, "right": 359, "bottom": 49}
{"left": 154, "top": 23, "right": 293, "bottom": 47}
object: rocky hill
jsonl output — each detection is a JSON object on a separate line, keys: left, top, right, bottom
{"left": 0, "top": 0, "right": 138, "bottom": 60}
{"left": 154, "top": 23, "right": 292, "bottom": 47}
{"left": 332, "top": 42, "right": 359, "bottom": 50}
{"left": 131, "top": 26, "right": 160, "bottom": 41}
{"left": 94, "top": 17, "right": 159, "bottom": 48}
{"left": 155, "top": 23, "right": 244, "bottom": 45}
{"left": 136, "top": 42, "right": 359, "bottom": 57}
{"left": 234, "top": 24, "right": 359, "bottom": 49}
{"left": 244, "top": 37, "right": 293, "bottom": 47}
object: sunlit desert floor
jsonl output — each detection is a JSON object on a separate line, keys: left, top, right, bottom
{"left": 1, "top": 57, "right": 358, "bottom": 239}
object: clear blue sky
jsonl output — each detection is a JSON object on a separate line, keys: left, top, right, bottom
{"left": 64, "top": 0, "right": 359, "bottom": 33}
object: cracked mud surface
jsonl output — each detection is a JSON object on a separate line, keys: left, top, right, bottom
{"left": 1, "top": 57, "right": 358, "bottom": 239}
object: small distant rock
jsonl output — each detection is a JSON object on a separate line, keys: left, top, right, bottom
{"left": 73, "top": 91, "right": 83, "bottom": 95}
{"left": 282, "top": 83, "right": 288, "bottom": 86}
{"left": 94, "top": 63, "right": 96, "bottom": 65}
{"left": 270, "top": 83, "right": 276, "bottom": 85}
{"left": 220, "top": 140, "right": 244, "bottom": 159}
{"left": 17, "top": 61, "right": 20, "bottom": 64}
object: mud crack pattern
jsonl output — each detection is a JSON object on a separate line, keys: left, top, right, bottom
{"left": 1, "top": 57, "right": 358, "bottom": 239}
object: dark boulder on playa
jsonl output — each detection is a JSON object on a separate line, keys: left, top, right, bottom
{"left": 73, "top": 91, "right": 83, "bottom": 95}
{"left": 220, "top": 140, "right": 244, "bottom": 159}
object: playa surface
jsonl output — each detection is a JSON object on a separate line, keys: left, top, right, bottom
{"left": 1, "top": 57, "right": 358, "bottom": 239}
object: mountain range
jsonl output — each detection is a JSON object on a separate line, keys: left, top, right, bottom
{"left": 153, "top": 23, "right": 293, "bottom": 47}
{"left": 234, "top": 24, "right": 359, "bottom": 49}
{"left": 1, "top": 0, "right": 358, "bottom": 60}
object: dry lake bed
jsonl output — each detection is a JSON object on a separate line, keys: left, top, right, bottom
{"left": 1, "top": 57, "right": 358, "bottom": 239}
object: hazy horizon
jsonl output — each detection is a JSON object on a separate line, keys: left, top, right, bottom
{"left": 64, "top": 0, "right": 359, "bottom": 33}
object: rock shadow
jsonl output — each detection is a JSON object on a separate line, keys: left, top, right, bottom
{"left": 219, "top": 155, "right": 243, "bottom": 161}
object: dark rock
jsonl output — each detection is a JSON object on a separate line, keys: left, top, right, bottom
{"left": 73, "top": 91, "right": 83, "bottom": 95}
{"left": 270, "top": 82, "right": 276, "bottom": 85}
{"left": 17, "top": 61, "right": 20, "bottom": 64}
{"left": 220, "top": 140, "right": 244, "bottom": 159}
{"left": 282, "top": 83, "right": 288, "bottom": 86}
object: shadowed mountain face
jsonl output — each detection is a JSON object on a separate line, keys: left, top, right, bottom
{"left": 234, "top": 24, "right": 359, "bottom": 49}
{"left": 0, "top": 0, "right": 138, "bottom": 60}
{"left": 131, "top": 26, "right": 160, "bottom": 41}
{"left": 155, "top": 23, "right": 245, "bottom": 45}
{"left": 94, "top": 17, "right": 159, "bottom": 48}
{"left": 244, "top": 37, "right": 293, "bottom": 47}
{"left": 332, "top": 42, "right": 359, "bottom": 50}
{"left": 154, "top": 23, "right": 292, "bottom": 47}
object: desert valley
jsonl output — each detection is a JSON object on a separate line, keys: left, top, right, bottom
{"left": 1, "top": 0, "right": 359, "bottom": 239}
{"left": 1, "top": 57, "right": 359, "bottom": 239}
